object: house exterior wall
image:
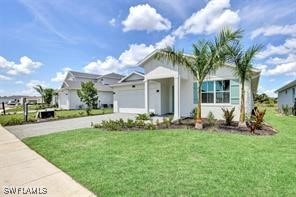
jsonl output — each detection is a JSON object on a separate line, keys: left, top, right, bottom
{"left": 58, "top": 90, "right": 70, "bottom": 109}
{"left": 113, "top": 81, "right": 160, "bottom": 114}
{"left": 125, "top": 74, "right": 144, "bottom": 81}
{"left": 278, "top": 86, "right": 296, "bottom": 108}
{"left": 141, "top": 58, "right": 254, "bottom": 120}
{"left": 98, "top": 91, "right": 113, "bottom": 106}
{"left": 58, "top": 89, "right": 114, "bottom": 109}
{"left": 100, "top": 78, "right": 120, "bottom": 85}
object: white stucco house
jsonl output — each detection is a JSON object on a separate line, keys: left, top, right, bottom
{"left": 58, "top": 71, "right": 124, "bottom": 109}
{"left": 112, "top": 50, "right": 261, "bottom": 121}
{"left": 275, "top": 79, "right": 296, "bottom": 108}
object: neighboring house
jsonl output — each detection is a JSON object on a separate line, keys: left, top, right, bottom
{"left": 58, "top": 71, "right": 124, "bottom": 109}
{"left": 275, "top": 79, "right": 296, "bottom": 109}
{"left": 112, "top": 50, "right": 261, "bottom": 120}
{"left": 20, "top": 96, "right": 42, "bottom": 104}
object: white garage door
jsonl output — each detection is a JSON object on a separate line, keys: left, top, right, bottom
{"left": 116, "top": 89, "right": 146, "bottom": 113}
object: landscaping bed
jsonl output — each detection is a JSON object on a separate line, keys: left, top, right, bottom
{"left": 93, "top": 114, "right": 277, "bottom": 136}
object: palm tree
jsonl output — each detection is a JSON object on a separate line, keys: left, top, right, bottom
{"left": 228, "top": 42, "right": 262, "bottom": 127}
{"left": 33, "top": 85, "right": 45, "bottom": 104}
{"left": 156, "top": 28, "right": 242, "bottom": 128}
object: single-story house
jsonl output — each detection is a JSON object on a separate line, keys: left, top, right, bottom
{"left": 20, "top": 96, "right": 42, "bottom": 104}
{"left": 58, "top": 71, "right": 124, "bottom": 109}
{"left": 275, "top": 79, "right": 296, "bottom": 108}
{"left": 112, "top": 50, "right": 261, "bottom": 120}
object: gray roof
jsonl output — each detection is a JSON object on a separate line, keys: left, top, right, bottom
{"left": 63, "top": 80, "right": 113, "bottom": 91}
{"left": 98, "top": 72, "right": 125, "bottom": 79}
{"left": 275, "top": 79, "right": 296, "bottom": 93}
{"left": 69, "top": 71, "right": 101, "bottom": 79}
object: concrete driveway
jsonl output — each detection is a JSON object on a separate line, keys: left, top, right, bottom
{"left": 5, "top": 113, "right": 136, "bottom": 139}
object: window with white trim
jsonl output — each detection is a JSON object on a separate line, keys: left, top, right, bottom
{"left": 215, "top": 80, "right": 230, "bottom": 103}
{"left": 201, "top": 81, "right": 214, "bottom": 103}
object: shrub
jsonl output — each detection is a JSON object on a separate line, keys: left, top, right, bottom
{"left": 247, "top": 109, "right": 266, "bottom": 133}
{"left": 162, "top": 117, "right": 171, "bottom": 128}
{"left": 135, "top": 113, "right": 150, "bottom": 121}
{"left": 221, "top": 107, "right": 235, "bottom": 126}
{"left": 126, "top": 119, "right": 135, "bottom": 128}
{"left": 190, "top": 108, "right": 197, "bottom": 119}
{"left": 207, "top": 111, "right": 216, "bottom": 126}
{"left": 144, "top": 123, "right": 156, "bottom": 130}
{"left": 282, "top": 104, "right": 289, "bottom": 115}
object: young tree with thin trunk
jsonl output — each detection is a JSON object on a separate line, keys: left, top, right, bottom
{"left": 77, "top": 81, "right": 98, "bottom": 115}
{"left": 156, "top": 28, "right": 242, "bottom": 128}
{"left": 228, "top": 42, "right": 262, "bottom": 127}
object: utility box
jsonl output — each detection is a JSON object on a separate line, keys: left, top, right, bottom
{"left": 36, "top": 109, "right": 55, "bottom": 120}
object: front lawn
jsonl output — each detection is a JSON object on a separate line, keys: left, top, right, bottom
{"left": 0, "top": 108, "right": 112, "bottom": 126}
{"left": 24, "top": 109, "right": 296, "bottom": 196}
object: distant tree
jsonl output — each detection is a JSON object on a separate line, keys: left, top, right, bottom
{"left": 43, "top": 88, "right": 54, "bottom": 105}
{"left": 77, "top": 81, "right": 98, "bottom": 115}
{"left": 34, "top": 85, "right": 45, "bottom": 103}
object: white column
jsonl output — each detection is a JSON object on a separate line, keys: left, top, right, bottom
{"left": 173, "top": 76, "right": 180, "bottom": 120}
{"left": 145, "top": 80, "right": 149, "bottom": 114}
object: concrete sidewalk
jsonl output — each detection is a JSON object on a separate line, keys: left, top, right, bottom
{"left": 0, "top": 126, "right": 95, "bottom": 197}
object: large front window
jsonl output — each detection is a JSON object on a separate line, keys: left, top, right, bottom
{"left": 200, "top": 80, "right": 230, "bottom": 104}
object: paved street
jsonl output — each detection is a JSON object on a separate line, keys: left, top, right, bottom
{"left": 0, "top": 126, "right": 95, "bottom": 197}
{"left": 5, "top": 113, "right": 136, "bottom": 139}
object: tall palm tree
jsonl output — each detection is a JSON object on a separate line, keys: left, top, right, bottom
{"left": 228, "top": 42, "right": 262, "bottom": 127}
{"left": 33, "top": 85, "right": 45, "bottom": 103}
{"left": 156, "top": 28, "right": 242, "bottom": 128}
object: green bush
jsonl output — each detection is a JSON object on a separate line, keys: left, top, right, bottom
{"left": 135, "top": 113, "right": 150, "bottom": 121}
{"left": 207, "top": 111, "right": 216, "bottom": 126}
{"left": 190, "top": 108, "right": 197, "bottom": 119}
{"left": 221, "top": 107, "right": 235, "bottom": 126}
{"left": 282, "top": 105, "right": 290, "bottom": 115}
{"left": 92, "top": 118, "right": 156, "bottom": 131}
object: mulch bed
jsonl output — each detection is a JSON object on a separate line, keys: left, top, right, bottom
{"left": 163, "top": 118, "right": 277, "bottom": 136}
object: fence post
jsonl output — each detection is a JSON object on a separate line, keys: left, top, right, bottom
{"left": 1, "top": 102, "right": 5, "bottom": 115}
{"left": 23, "top": 98, "right": 27, "bottom": 121}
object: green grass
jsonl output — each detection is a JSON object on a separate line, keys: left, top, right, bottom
{"left": 24, "top": 109, "right": 296, "bottom": 196}
{"left": 0, "top": 108, "right": 112, "bottom": 126}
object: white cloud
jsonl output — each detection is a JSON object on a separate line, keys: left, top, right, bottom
{"left": 83, "top": 35, "right": 176, "bottom": 74}
{"left": 122, "top": 4, "right": 171, "bottom": 32}
{"left": 51, "top": 67, "right": 72, "bottom": 82}
{"left": 256, "top": 53, "right": 296, "bottom": 76}
{"left": 15, "top": 80, "right": 24, "bottom": 84}
{"left": 21, "top": 80, "right": 47, "bottom": 96}
{"left": 0, "top": 56, "right": 42, "bottom": 75}
{"left": 173, "top": 0, "right": 240, "bottom": 38}
{"left": 251, "top": 24, "right": 296, "bottom": 39}
{"left": 84, "top": 56, "right": 124, "bottom": 74}
{"left": 265, "top": 62, "right": 296, "bottom": 76}
{"left": 257, "top": 38, "right": 296, "bottom": 59}
{"left": 109, "top": 18, "right": 116, "bottom": 26}
{"left": 155, "top": 35, "right": 176, "bottom": 49}
{"left": 119, "top": 44, "right": 155, "bottom": 66}
{"left": 0, "top": 74, "right": 12, "bottom": 80}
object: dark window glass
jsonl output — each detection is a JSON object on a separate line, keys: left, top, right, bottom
{"left": 201, "top": 81, "right": 214, "bottom": 103}
{"left": 215, "top": 80, "right": 230, "bottom": 103}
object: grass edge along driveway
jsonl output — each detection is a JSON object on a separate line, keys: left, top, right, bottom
{"left": 24, "top": 109, "right": 296, "bottom": 196}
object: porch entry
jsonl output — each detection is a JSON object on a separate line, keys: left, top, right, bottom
{"left": 145, "top": 76, "right": 180, "bottom": 120}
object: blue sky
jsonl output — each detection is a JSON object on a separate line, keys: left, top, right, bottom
{"left": 0, "top": 0, "right": 295, "bottom": 97}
